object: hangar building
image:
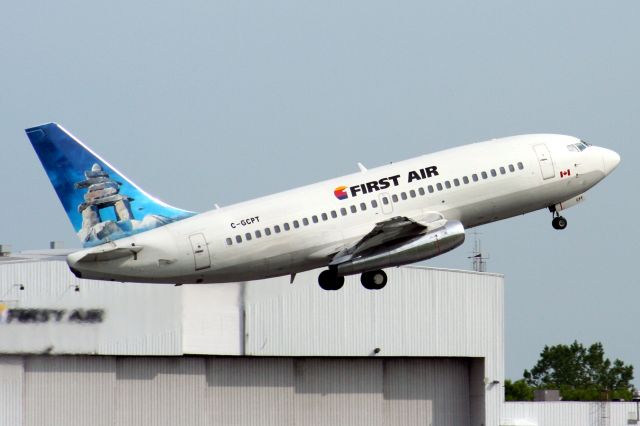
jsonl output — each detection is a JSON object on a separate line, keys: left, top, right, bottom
{"left": 0, "top": 255, "right": 635, "bottom": 425}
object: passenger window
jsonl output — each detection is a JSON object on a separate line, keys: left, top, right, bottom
{"left": 472, "top": 174, "right": 479, "bottom": 182}
{"left": 401, "top": 192, "right": 407, "bottom": 200}
{"left": 226, "top": 238, "right": 233, "bottom": 246}
{"left": 382, "top": 197, "right": 389, "bottom": 205}
{"left": 235, "top": 235, "right": 242, "bottom": 243}
{"left": 490, "top": 169, "right": 497, "bottom": 177}
{"left": 453, "top": 178, "right": 460, "bottom": 187}
{"left": 445, "top": 181, "right": 451, "bottom": 189}
{"left": 274, "top": 225, "right": 281, "bottom": 233}
{"left": 481, "top": 172, "right": 488, "bottom": 179}
{"left": 509, "top": 164, "right": 515, "bottom": 172}
{"left": 418, "top": 187, "right": 425, "bottom": 196}
{"left": 331, "top": 210, "right": 338, "bottom": 218}
{"left": 500, "top": 167, "right": 506, "bottom": 175}
{"left": 392, "top": 194, "right": 399, "bottom": 203}
{"left": 436, "top": 183, "right": 443, "bottom": 191}
{"left": 293, "top": 220, "right": 300, "bottom": 228}
{"left": 340, "top": 208, "right": 347, "bottom": 216}
{"left": 255, "top": 230, "right": 262, "bottom": 238}
{"left": 409, "top": 189, "right": 416, "bottom": 198}
{"left": 350, "top": 205, "right": 357, "bottom": 213}
{"left": 312, "top": 216, "right": 318, "bottom": 224}
{"left": 360, "top": 202, "right": 367, "bottom": 211}
{"left": 284, "top": 223, "right": 290, "bottom": 231}
{"left": 428, "top": 185, "right": 434, "bottom": 193}
{"left": 463, "top": 176, "right": 469, "bottom": 184}
{"left": 265, "top": 228, "right": 272, "bottom": 236}
{"left": 303, "top": 218, "right": 309, "bottom": 226}
{"left": 321, "top": 213, "right": 328, "bottom": 221}
{"left": 517, "top": 162, "right": 524, "bottom": 170}
{"left": 245, "top": 232, "right": 252, "bottom": 241}
{"left": 371, "top": 200, "right": 378, "bottom": 208}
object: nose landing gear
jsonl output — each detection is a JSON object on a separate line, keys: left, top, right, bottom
{"left": 549, "top": 206, "right": 567, "bottom": 230}
{"left": 551, "top": 213, "right": 567, "bottom": 230}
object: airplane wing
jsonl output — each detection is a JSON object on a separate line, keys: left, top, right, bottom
{"left": 330, "top": 213, "right": 445, "bottom": 266}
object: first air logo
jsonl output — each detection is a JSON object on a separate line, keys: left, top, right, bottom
{"left": 334, "top": 186, "right": 348, "bottom": 200}
{"left": 333, "top": 166, "right": 439, "bottom": 200}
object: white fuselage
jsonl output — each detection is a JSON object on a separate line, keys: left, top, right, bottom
{"left": 67, "top": 134, "right": 620, "bottom": 284}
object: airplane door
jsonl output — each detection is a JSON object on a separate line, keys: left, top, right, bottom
{"left": 533, "top": 144, "right": 555, "bottom": 180}
{"left": 189, "top": 233, "right": 211, "bottom": 270}
{"left": 378, "top": 193, "right": 393, "bottom": 214}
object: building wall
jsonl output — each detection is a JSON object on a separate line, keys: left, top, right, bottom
{"left": 0, "top": 357, "right": 22, "bottom": 426}
{"left": 0, "top": 355, "right": 483, "bottom": 426}
{"left": 503, "top": 401, "right": 639, "bottom": 426}
{"left": 0, "top": 260, "right": 182, "bottom": 355}
{"left": 0, "top": 260, "right": 505, "bottom": 425}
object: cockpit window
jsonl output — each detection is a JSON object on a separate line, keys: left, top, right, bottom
{"left": 580, "top": 140, "right": 591, "bottom": 147}
{"left": 568, "top": 142, "right": 588, "bottom": 152}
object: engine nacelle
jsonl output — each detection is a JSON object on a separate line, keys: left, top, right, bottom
{"left": 335, "top": 220, "right": 465, "bottom": 276}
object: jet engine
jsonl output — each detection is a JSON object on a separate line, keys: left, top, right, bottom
{"left": 334, "top": 220, "right": 465, "bottom": 276}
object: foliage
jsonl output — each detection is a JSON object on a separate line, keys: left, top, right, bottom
{"left": 517, "top": 341, "right": 635, "bottom": 401}
{"left": 505, "top": 379, "right": 533, "bottom": 401}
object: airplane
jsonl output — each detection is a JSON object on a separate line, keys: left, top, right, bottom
{"left": 25, "top": 123, "right": 620, "bottom": 290}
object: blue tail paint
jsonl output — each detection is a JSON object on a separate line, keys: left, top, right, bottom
{"left": 26, "top": 123, "right": 195, "bottom": 247}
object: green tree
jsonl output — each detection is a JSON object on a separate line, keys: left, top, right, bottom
{"left": 505, "top": 379, "right": 534, "bottom": 401}
{"left": 522, "top": 341, "right": 634, "bottom": 401}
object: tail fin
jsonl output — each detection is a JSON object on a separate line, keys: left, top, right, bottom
{"left": 26, "top": 123, "right": 195, "bottom": 247}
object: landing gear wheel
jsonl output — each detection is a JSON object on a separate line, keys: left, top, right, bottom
{"left": 552, "top": 216, "right": 567, "bottom": 230}
{"left": 361, "top": 270, "right": 388, "bottom": 290}
{"left": 318, "top": 270, "right": 344, "bottom": 291}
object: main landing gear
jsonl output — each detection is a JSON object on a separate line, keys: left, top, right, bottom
{"left": 318, "top": 269, "right": 344, "bottom": 291}
{"left": 318, "top": 269, "right": 387, "bottom": 291}
{"left": 361, "top": 270, "right": 387, "bottom": 290}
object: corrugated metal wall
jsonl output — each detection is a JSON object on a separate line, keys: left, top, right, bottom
{"left": 0, "top": 260, "right": 505, "bottom": 425}
{"left": 1, "top": 355, "right": 477, "bottom": 426}
{"left": 24, "top": 356, "right": 116, "bottom": 426}
{"left": 116, "top": 357, "right": 207, "bottom": 426}
{"left": 503, "top": 401, "right": 639, "bottom": 425}
{"left": 0, "top": 260, "right": 182, "bottom": 355}
{"left": 240, "top": 266, "right": 504, "bottom": 426}
{"left": 242, "top": 267, "right": 504, "bottom": 358}
{"left": 0, "top": 357, "right": 22, "bottom": 426}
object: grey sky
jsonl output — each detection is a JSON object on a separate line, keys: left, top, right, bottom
{"left": 1, "top": 1, "right": 638, "bottom": 382}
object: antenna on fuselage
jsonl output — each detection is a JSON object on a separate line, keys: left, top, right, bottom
{"left": 468, "top": 231, "right": 488, "bottom": 273}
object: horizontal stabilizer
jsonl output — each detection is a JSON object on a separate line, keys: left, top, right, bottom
{"left": 76, "top": 244, "right": 143, "bottom": 263}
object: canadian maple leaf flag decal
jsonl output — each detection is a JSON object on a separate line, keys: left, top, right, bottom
{"left": 560, "top": 169, "right": 571, "bottom": 178}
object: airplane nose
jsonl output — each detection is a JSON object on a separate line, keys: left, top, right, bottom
{"left": 601, "top": 148, "right": 621, "bottom": 175}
